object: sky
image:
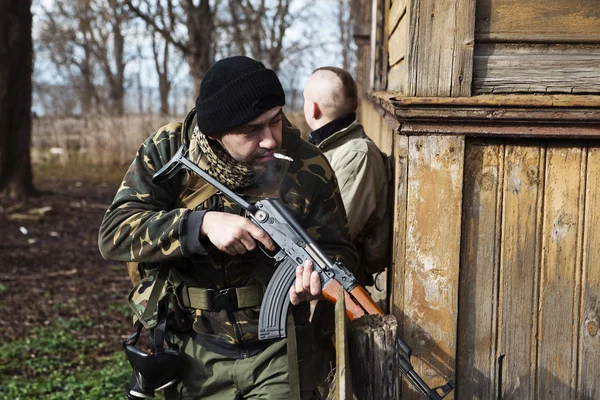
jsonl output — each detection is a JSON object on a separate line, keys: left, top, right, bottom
{"left": 31, "top": 0, "right": 353, "bottom": 115}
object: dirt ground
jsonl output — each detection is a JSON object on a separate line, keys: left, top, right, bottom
{"left": 0, "top": 177, "right": 132, "bottom": 347}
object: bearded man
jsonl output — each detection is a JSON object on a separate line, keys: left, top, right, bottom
{"left": 98, "top": 56, "right": 357, "bottom": 400}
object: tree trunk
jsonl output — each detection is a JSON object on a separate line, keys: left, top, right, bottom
{"left": 159, "top": 75, "right": 171, "bottom": 116}
{"left": 109, "top": 0, "right": 127, "bottom": 116}
{"left": 0, "top": 0, "right": 37, "bottom": 199}
{"left": 183, "top": 0, "right": 215, "bottom": 93}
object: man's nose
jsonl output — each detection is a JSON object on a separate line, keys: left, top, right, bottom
{"left": 258, "top": 126, "right": 277, "bottom": 149}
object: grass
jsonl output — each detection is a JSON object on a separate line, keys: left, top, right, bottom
{"left": 0, "top": 316, "right": 131, "bottom": 399}
{"left": 32, "top": 152, "right": 127, "bottom": 185}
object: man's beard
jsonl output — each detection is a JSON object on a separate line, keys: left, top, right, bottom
{"left": 223, "top": 145, "right": 285, "bottom": 185}
{"left": 241, "top": 149, "right": 276, "bottom": 176}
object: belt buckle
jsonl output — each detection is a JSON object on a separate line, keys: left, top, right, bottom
{"left": 210, "top": 288, "right": 237, "bottom": 311}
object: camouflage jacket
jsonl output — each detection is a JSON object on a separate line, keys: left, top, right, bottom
{"left": 98, "top": 109, "right": 358, "bottom": 358}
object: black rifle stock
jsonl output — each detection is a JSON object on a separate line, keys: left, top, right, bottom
{"left": 153, "top": 144, "right": 455, "bottom": 400}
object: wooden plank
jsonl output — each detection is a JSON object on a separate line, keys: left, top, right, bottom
{"left": 537, "top": 144, "right": 585, "bottom": 399}
{"left": 578, "top": 146, "right": 600, "bottom": 398}
{"left": 403, "top": 135, "right": 464, "bottom": 399}
{"left": 476, "top": 0, "right": 600, "bottom": 43}
{"left": 390, "top": 134, "right": 408, "bottom": 321}
{"left": 379, "top": 117, "right": 394, "bottom": 156}
{"left": 369, "top": 0, "right": 379, "bottom": 90}
{"left": 387, "top": 60, "right": 407, "bottom": 93}
{"left": 407, "top": 0, "right": 475, "bottom": 96}
{"left": 497, "top": 143, "right": 544, "bottom": 399}
{"left": 451, "top": 0, "right": 475, "bottom": 96}
{"left": 376, "top": 91, "right": 600, "bottom": 108}
{"left": 381, "top": 0, "right": 391, "bottom": 91}
{"left": 334, "top": 288, "right": 352, "bottom": 399}
{"left": 407, "top": 0, "right": 454, "bottom": 96}
{"left": 348, "top": 315, "right": 400, "bottom": 399}
{"left": 474, "top": 43, "right": 600, "bottom": 94}
{"left": 388, "top": 16, "right": 408, "bottom": 66}
{"left": 456, "top": 140, "right": 504, "bottom": 399}
{"left": 388, "top": 0, "right": 406, "bottom": 36}
{"left": 371, "top": 0, "right": 391, "bottom": 90}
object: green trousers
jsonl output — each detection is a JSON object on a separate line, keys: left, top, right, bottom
{"left": 163, "top": 332, "right": 322, "bottom": 400}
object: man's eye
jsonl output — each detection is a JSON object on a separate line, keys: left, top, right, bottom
{"left": 269, "top": 117, "right": 281, "bottom": 126}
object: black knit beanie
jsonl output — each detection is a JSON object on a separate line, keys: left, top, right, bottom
{"left": 196, "top": 56, "right": 286, "bottom": 136}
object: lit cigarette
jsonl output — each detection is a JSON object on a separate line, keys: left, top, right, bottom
{"left": 273, "top": 153, "right": 294, "bottom": 162}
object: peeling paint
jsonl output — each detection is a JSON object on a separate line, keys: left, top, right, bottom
{"left": 508, "top": 163, "right": 522, "bottom": 193}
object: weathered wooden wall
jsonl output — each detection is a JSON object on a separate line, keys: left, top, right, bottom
{"left": 457, "top": 139, "right": 600, "bottom": 399}
{"left": 353, "top": 0, "right": 600, "bottom": 398}
{"left": 473, "top": 0, "right": 600, "bottom": 94}
{"left": 473, "top": 43, "right": 600, "bottom": 94}
{"left": 400, "top": 135, "right": 463, "bottom": 399}
{"left": 475, "top": 0, "right": 600, "bottom": 43}
{"left": 363, "top": 98, "right": 463, "bottom": 400}
{"left": 378, "top": 0, "right": 476, "bottom": 96}
{"left": 379, "top": 0, "right": 600, "bottom": 96}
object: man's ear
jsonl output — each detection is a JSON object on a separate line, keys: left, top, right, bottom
{"left": 312, "top": 102, "right": 321, "bottom": 120}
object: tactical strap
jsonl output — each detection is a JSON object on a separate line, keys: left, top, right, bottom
{"left": 183, "top": 284, "right": 263, "bottom": 311}
{"left": 286, "top": 312, "right": 301, "bottom": 400}
{"left": 140, "top": 263, "right": 170, "bottom": 324}
{"left": 175, "top": 152, "right": 218, "bottom": 210}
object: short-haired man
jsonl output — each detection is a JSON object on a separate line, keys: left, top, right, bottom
{"left": 303, "top": 66, "right": 388, "bottom": 286}
{"left": 99, "top": 56, "right": 358, "bottom": 399}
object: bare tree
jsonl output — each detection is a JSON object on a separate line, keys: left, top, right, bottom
{"left": 38, "top": 0, "right": 134, "bottom": 116}
{"left": 38, "top": 0, "right": 100, "bottom": 115}
{"left": 224, "top": 0, "right": 300, "bottom": 72}
{"left": 133, "top": 0, "right": 180, "bottom": 115}
{"left": 88, "top": 0, "right": 133, "bottom": 116}
{"left": 0, "top": 0, "right": 37, "bottom": 198}
{"left": 126, "top": 0, "right": 217, "bottom": 93}
{"left": 337, "top": 0, "right": 354, "bottom": 71}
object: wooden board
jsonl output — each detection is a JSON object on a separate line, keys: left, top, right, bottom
{"left": 334, "top": 288, "right": 352, "bottom": 399}
{"left": 390, "top": 134, "right": 408, "bottom": 321}
{"left": 388, "top": 0, "right": 406, "bottom": 34}
{"left": 388, "top": 16, "right": 408, "bottom": 66}
{"left": 474, "top": 43, "right": 600, "bottom": 94}
{"left": 497, "top": 143, "right": 545, "bottom": 399}
{"left": 407, "top": 0, "right": 475, "bottom": 96}
{"left": 403, "top": 135, "right": 464, "bottom": 399}
{"left": 537, "top": 144, "right": 585, "bottom": 399}
{"left": 387, "top": 61, "right": 407, "bottom": 93}
{"left": 578, "top": 146, "right": 600, "bottom": 399}
{"left": 456, "top": 140, "right": 504, "bottom": 399}
{"left": 476, "top": 0, "right": 600, "bottom": 43}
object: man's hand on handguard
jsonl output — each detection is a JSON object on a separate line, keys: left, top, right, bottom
{"left": 200, "top": 211, "right": 276, "bottom": 256}
{"left": 289, "top": 259, "right": 322, "bottom": 305}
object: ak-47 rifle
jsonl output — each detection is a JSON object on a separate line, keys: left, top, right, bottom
{"left": 154, "top": 144, "right": 455, "bottom": 400}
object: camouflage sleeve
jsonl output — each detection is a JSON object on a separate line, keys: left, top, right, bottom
{"left": 98, "top": 126, "right": 205, "bottom": 263}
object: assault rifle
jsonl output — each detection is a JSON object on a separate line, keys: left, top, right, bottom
{"left": 154, "top": 144, "right": 455, "bottom": 400}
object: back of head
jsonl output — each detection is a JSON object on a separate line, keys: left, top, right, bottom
{"left": 306, "top": 67, "right": 358, "bottom": 120}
